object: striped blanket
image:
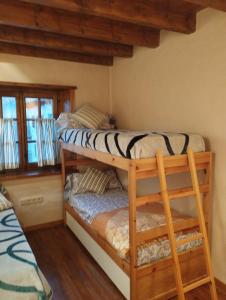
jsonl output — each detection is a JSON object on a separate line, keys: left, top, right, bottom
{"left": 59, "top": 129, "right": 205, "bottom": 159}
{"left": 0, "top": 209, "right": 52, "bottom": 300}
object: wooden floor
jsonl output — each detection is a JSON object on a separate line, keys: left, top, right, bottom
{"left": 26, "top": 225, "right": 225, "bottom": 300}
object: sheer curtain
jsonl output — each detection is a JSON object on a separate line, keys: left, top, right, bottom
{"left": 35, "top": 118, "right": 59, "bottom": 167}
{"left": 0, "top": 119, "right": 19, "bottom": 170}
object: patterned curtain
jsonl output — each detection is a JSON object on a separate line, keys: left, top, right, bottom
{"left": 0, "top": 119, "right": 19, "bottom": 170}
{"left": 35, "top": 118, "right": 59, "bottom": 167}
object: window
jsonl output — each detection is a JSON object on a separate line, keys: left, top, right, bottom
{"left": 0, "top": 94, "right": 20, "bottom": 171}
{"left": 0, "top": 94, "right": 19, "bottom": 158}
{"left": 0, "top": 84, "right": 76, "bottom": 174}
{"left": 24, "top": 93, "right": 57, "bottom": 165}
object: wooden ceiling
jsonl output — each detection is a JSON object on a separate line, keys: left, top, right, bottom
{"left": 0, "top": 0, "right": 224, "bottom": 66}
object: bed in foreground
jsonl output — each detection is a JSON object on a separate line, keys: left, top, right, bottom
{"left": 0, "top": 208, "right": 52, "bottom": 300}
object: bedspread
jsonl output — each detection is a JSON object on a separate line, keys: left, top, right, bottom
{"left": 91, "top": 203, "right": 202, "bottom": 266}
{"left": 0, "top": 209, "right": 52, "bottom": 300}
{"left": 60, "top": 128, "right": 205, "bottom": 159}
{"left": 69, "top": 189, "right": 128, "bottom": 223}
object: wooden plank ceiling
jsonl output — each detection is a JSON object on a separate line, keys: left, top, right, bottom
{"left": 0, "top": 0, "right": 224, "bottom": 66}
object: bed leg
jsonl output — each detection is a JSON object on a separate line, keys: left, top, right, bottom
{"left": 63, "top": 204, "right": 67, "bottom": 228}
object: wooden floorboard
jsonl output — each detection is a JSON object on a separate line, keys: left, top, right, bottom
{"left": 26, "top": 225, "right": 225, "bottom": 300}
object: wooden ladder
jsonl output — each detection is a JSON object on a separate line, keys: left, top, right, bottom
{"left": 156, "top": 148, "right": 218, "bottom": 300}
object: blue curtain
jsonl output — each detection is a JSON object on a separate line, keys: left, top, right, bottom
{"left": 35, "top": 119, "right": 59, "bottom": 167}
{"left": 0, "top": 119, "right": 19, "bottom": 170}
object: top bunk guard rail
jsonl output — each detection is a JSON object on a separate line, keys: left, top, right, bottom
{"left": 61, "top": 143, "right": 211, "bottom": 174}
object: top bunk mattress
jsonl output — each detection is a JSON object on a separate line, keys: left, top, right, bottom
{"left": 59, "top": 128, "right": 205, "bottom": 159}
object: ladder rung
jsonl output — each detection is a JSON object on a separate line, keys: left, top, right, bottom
{"left": 183, "top": 276, "right": 211, "bottom": 293}
{"left": 136, "top": 193, "right": 161, "bottom": 207}
{"left": 136, "top": 218, "right": 200, "bottom": 245}
{"left": 169, "top": 188, "right": 195, "bottom": 200}
{"left": 136, "top": 184, "right": 209, "bottom": 207}
{"left": 176, "top": 233, "right": 203, "bottom": 247}
{"left": 168, "top": 184, "right": 209, "bottom": 200}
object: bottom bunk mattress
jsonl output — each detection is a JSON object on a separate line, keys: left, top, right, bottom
{"left": 69, "top": 190, "right": 202, "bottom": 266}
{"left": 0, "top": 209, "right": 52, "bottom": 300}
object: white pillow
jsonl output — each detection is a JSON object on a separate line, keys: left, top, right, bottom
{"left": 105, "top": 169, "right": 123, "bottom": 190}
{"left": 74, "top": 104, "right": 106, "bottom": 129}
{"left": 71, "top": 173, "right": 87, "bottom": 194}
{"left": 56, "top": 113, "right": 83, "bottom": 135}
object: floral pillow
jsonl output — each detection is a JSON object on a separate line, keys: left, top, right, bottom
{"left": 0, "top": 192, "right": 13, "bottom": 211}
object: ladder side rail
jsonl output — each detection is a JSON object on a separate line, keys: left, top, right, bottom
{"left": 156, "top": 151, "right": 185, "bottom": 300}
{"left": 188, "top": 149, "right": 218, "bottom": 299}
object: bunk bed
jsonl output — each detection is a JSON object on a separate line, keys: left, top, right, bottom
{"left": 60, "top": 129, "right": 216, "bottom": 300}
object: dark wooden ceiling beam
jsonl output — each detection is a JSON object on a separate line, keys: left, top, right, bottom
{"left": 0, "top": 81, "right": 77, "bottom": 90}
{"left": 0, "top": 42, "right": 113, "bottom": 66}
{"left": 0, "top": 1, "right": 160, "bottom": 48}
{"left": 185, "top": 0, "right": 226, "bottom": 11}
{"left": 20, "top": 0, "right": 197, "bottom": 33}
{"left": 0, "top": 25, "right": 133, "bottom": 58}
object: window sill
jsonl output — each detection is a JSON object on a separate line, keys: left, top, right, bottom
{"left": 0, "top": 167, "right": 61, "bottom": 181}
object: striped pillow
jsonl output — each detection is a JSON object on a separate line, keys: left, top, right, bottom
{"left": 74, "top": 104, "right": 106, "bottom": 129}
{"left": 79, "top": 168, "right": 111, "bottom": 194}
{"left": 0, "top": 193, "right": 13, "bottom": 211}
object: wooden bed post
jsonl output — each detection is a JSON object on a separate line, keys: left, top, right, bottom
{"left": 60, "top": 146, "right": 67, "bottom": 226}
{"left": 128, "top": 162, "right": 137, "bottom": 300}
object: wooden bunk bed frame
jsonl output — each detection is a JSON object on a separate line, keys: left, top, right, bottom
{"left": 61, "top": 142, "right": 214, "bottom": 300}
